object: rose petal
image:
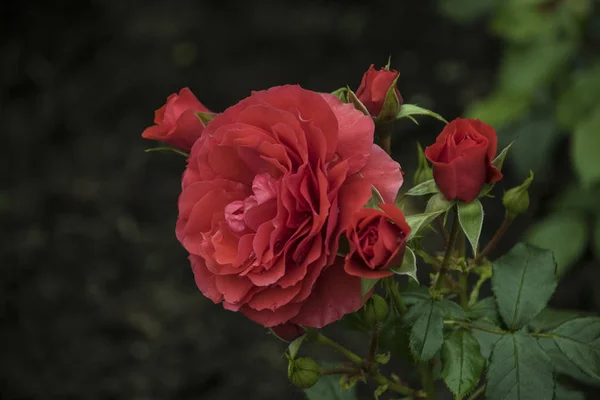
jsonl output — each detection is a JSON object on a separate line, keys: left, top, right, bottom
{"left": 291, "top": 258, "right": 363, "bottom": 328}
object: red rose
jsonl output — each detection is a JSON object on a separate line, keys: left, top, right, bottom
{"left": 176, "top": 85, "right": 403, "bottom": 328}
{"left": 142, "top": 88, "right": 211, "bottom": 151}
{"left": 356, "top": 64, "right": 403, "bottom": 117}
{"left": 344, "top": 203, "right": 411, "bottom": 279}
{"left": 424, "top": 118, "right": 502, "bottom": 203}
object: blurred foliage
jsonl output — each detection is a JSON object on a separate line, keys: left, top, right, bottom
{"left": 439, "top": 0, "right": 600, "bottom": 280}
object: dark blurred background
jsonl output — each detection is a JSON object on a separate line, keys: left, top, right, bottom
{"left": 2, "top": 0, "right": 599, "bottom": 399}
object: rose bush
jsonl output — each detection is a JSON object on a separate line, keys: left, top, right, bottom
{"left": 344, "top": 203, "right": 411, "bottom": 279}
{"left": 356, "top": 64, "right": 402, "bottom": 118}
{"left": 425, "top": 118, "right": 502, "bottom": 203}
{"left": 142, "top": 88, "right": 211, "bottom": 151}
{"left": 176, "top": 85, "right": 403, "bottom": 328}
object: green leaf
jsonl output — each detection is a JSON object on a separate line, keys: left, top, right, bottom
{"left": 405, "top": 300, "right": 445, "bottom": 361}
{"left": 492, "top": 141, "right": 514, "bottom": 171}
{"left": 304, "top": 373, "right": 357, "bottom": 400}
{"left": 195, "top": 111, "right": 217, "bottom": 125}
{"left": 365, "top": 186, "right": 385, "bottom": 210}
{"left": 406, "top": 179, "right": 439, "bottom": 196}
{"left": 438, "top": 299, "right": 467, "bottom": 320}
{"left": 361, "top": 278, "right": 379, "bottom": 300}
{"left": 331, "top": 87, "right": 348, "bottom": 103}
{"left": 398, "top": 283, "right": 430, "bottom": 306}
{"left": 441, "top": 329, "right": 486, "bottom": 397}
{"left": 390, "top": 247, "right": 418, "bottom": 283}
{"left": 377, "top": 73, "right": 401, "bottom": 121}
{"left": 375, "top": 352, "right": 391, "bottom": 365}
{"left": 438, "top": 0, "right": 497, "bottom": 24}
{"left": 593, "top": 216, "right": 600, "bottom": 261}
{"left": 491, "top": 4, "right": 557, "bottom": 43}
{"left": 346, "top": 87, "right": 369, "bottom": 116}
{"left": 551, "top": 317, "right": 600, "bottom": 382}
{"left": 288, "top": 334, "right": 307, "bottom": 359}
{"left": 457, "top": 199, "right": 484, "bottom": 256}
{"left": 492, "top": 243, "right": 557, "bottom": 329}
{"left": 555, "top": 383, "right": 585, "bottom": 400}
{"left": 144, "top": 146, "right": 189, "bottom": 157}
{"left": 525, "top": 212, "right": 588, "bottom": 277}
{"left": 478, "top": 141, "right": 514, "bottom": 197}
{"left": 374, "top": 384, "right": 388, "bottom": 400}
{"left": 340, "top": 311, "right": 370, "bottom": 333}
{"left": 426, "top": 192, "right": 455, "bottom": 214}
{"left": 468, "top": 297, "right": 500, "bottom": 326}
{"left": 504, "top": 118, "right": 561, "bottom": 182}
{"left": 406, "top": 211, "right": 446, "bottom": 241}
{"left": 528, "top": 308, "right": 583, "bottom": 332}
{"left": 379, "top": 316, "right": 412, "bottom": 362}
{"left": 498, "top": 40, "right": 574, "bottom": 97}
{"left": 557, "top": 64, "right": 600, "bottom": 129}
{"left": 471, "top": 319, "right": 504, "bottom": 361}
{"left": 572, "top": 108, "right": 600, "bottom": 186}
{"left": 538, "top": 337, "right": 600, "bottom": 387}
{"left": 486, "top": 332, "right": 554, "bottom": 400}
{"left": 396, "top": 104, "right": 448, "bottom": 124}
{"left": 466, "top": 91, "right": 531, "bottom": 130}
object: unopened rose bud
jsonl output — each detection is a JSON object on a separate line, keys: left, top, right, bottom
{"left": 364, "top": 294, "right": 389, "bottom": 326}
{"left": 356, "top": 64, "right": 403, "bottom": 121}
{"left": 414, "top": 142, "right": 434, "bottom": 186}
{"left": 288, "top": 357, "right": 320, "bottom": 389}
{"left": 503, "top": 171, "right": 534, "bottom": 220}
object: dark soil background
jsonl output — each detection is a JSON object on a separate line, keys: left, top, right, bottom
{"left": 1, "top": 1, "right": 598, "bottom": 399}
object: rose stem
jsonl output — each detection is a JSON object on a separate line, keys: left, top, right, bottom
{"left": 319, "top": 367, "right": 360, "bottom": 376}
{"left": 312, "top": 332, "right": 363, "bottom": 365}
{"left": 380, "top": 134, "right": 392, "bottom": 155}
{"left": 364, "top": 322, "right": 380, "bottom": 370}
{"left": 474, "top": 216, "right": 512, "bottom": 264}
{"left": 435, "top": 216, "right": 449, "bottom": 246}
{"left": 312, "top": 331, "right": 415, "bottom": 396}
{"left": 376, "top": 120, "right": 394, "bottom": 155}
{"left": 418, "top": 362, "right": 436, "bottom": 400}
{"left": 458, "top": 231, "right": 468, "bottom": 309}
{"left": 434, "top": 205, "right": 460, "bottom": 291}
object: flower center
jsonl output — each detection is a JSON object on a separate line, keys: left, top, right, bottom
{"left": 224, "top": 173, "right": 278, "bottom": 234}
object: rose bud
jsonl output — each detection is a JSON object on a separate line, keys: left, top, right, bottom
{"left": 288, "top": 357, "right": 320, "bottom": 389}
{"left": 344, "top": 203, "right": 411, "bottom": 279}
{"left": 142, "top": 87, "right": 212, "bottom": 152}
{"left": 363, "top": 294, "right": 390, "bottom": 327}
{"left": 503, "top": 171, "right": 534, "bottom": 220}
{"left": 356, "top": 64, "right": 403, "bottom": 120}
{"left": 425, "top": 118, "right": 502, "bottom": 203}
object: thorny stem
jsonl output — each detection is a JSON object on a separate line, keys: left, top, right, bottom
{"left": 371, "top": 370, "right": 416, "bottom": 397}
{"left": 458, "top": 232, "right": 468, "bottom": 309}
{"left": 435, "top": 216, "right": 449, "bottom": 246}
{"left": 320, "top": 367, "right": 360, "bottom": 376}
{"left": 418, "top": 362, "right": 436, "bottom": 400}
{"left": 376, "top": 121, "right": 394, "bottom": 155}
{"left": 384, "top": 277, "right": 407, "bottom": 314}
{"left": 474, "top": 216, "right": 512, "bottom": 264}
{"left": 434, "top": 206, "right": 460, "bottom": 290}
{"left": 365, "top": 322, "right": 380, "bottom": 369}
{"left": 312, "top": 332, "right": 363, "bottom": 365}
{"left": 311, "top": 331, "right": 417, "bottom": 396}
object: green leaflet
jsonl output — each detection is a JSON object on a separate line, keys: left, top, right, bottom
{"left": 441, "top": 329, "right": 485, "bottom": 397}
{"left": 492, "top": 243, "right": 557, "bottom": 329}
{"left": 486, "top": 332, "right": 554, "bottom": 400}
